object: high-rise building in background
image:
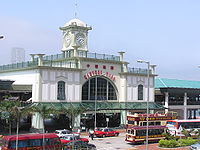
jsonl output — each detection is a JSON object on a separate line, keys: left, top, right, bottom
{"left": 11, "top": 47, "right": 25, "bottom": 63}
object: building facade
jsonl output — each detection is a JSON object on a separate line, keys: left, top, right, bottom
{"left": 0, "top": 19, "right": 164, "bottom": 131}
{"left": 155, "top": 78, "right": 200, "bottom": 120}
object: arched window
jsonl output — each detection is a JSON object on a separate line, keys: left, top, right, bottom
{"left": 57, "top": 81, "right": 65, "bottom": 100}
{"left": 82, "top": 77, "right": 117, "bottom": 101}
{"left": 138, "top": 84, "right": 143, "bottom": 100}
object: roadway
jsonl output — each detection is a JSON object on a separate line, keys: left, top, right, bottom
{"left": 82, "top": 132, "right": 135, "bottom": 150}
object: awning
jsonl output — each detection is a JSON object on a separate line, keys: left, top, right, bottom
{"left": 30, "top": 101, "right": 165, "bottom": 111}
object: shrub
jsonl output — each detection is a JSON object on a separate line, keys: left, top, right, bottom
{"left": 159, "top": 137, "right": 197, "bottom": 148}
{"left": 159, "top": 139, "right": 178, "bottom": 148}
{"left": 178, "top": 137, "right": 197, "bottom": 146}
{"left": 162, "top": 132, "right": 176, "bottom": 140}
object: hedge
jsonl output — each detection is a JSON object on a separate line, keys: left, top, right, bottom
{"left": 159, "top": 137, "right": 197, "bottom": 148}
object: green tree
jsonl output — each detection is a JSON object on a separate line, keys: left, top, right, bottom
{"left": 61, "top": 103, "right": 87, "bottom": 129}
{"left": 12, "top": 105, "right": 33, "bottom": 150}
{"left": 32, "top": 104, "right": 57, "bottom": 150}
{"left": 0, "top": 100, "right": 20, "bottom": 135}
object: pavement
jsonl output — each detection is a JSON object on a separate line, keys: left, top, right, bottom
{"left": 80, "top": 129, "right": 191, "bottom": 150}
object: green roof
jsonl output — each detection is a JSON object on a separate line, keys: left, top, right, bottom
{"left": 30, "top": 101, "right": 165, "bottom": 111}
{"left": 155, "top": 78, "right": 200, "bottom": 89}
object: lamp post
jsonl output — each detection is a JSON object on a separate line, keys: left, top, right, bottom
{"left": 137, "top": 59, "right": 150, "bottom": 150}
{"left": 94, "top": 76, "right": 97, "bottom": 129}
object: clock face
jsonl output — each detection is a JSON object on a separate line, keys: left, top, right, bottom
{"left": 75, "top": 33, "right": 85, "bottom": 47}
{"left": 64, "top": 33, "right": 71, "bottom": 48}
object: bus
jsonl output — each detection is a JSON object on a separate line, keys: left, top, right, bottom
{"left": 1, "top": 133, "right": 63, "bottom": 150}
{"left": 166, "top": 119, "right": 200, "bottom": 137}
{"left": 125, "top": 125, "right": 167, "bottom": 143}
{"left": 127, "top": 111, "right": 177, "bottom": 128}
{"left": 125, "top": 111, "right": 177, "bottom": 143}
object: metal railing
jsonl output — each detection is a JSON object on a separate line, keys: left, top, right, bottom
{"left": 0, "top": 61, "right": 38, "bottom": 71}
{"left": 0, "top": 51, "right": 120, "bottom": 71}
{"left": 128, "top": 67, "right": 152, "bottom": 75}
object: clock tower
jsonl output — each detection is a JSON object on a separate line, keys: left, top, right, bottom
{"left": 60, "top": 19, "right": 92, "bottom": 52}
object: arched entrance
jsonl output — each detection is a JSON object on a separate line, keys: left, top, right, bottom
{"left": 82, "top": 76, "right": 117, "bottom": 101}
{"left": 81, "top": 76, "right": 119, "bottom": 129}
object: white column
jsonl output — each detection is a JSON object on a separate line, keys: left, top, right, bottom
{"left": 31, "top": 112, "right": 44, "bottom": 131}
{"left": 150, "top": 65, "right": 157, "bottom": 74}
{"left": 34, "top": 70, "right": 42, "bottom": 102}
{"left": 37, "top": 54, "right": 45, "bottom": 66}
{"left": 120, "top": 110, "right": 127, "bottom": 126}
{"left": 118, "top": 51, "right": 125, "bottom": 61}
{"left": 183, "top": 92, "right": 187, "bottom": 119}
{"left": 74, "top": 115, "right": 81, "bottom": 128}
{"left": 164, "top": 92, "right": 169, "bottom": 113}
{"left": 119, "top": 75, "right": 127, "bottom": 102}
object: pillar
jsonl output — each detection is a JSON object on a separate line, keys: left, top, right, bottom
{"left": 119, "top": 75, "right": 127, "bottom": 102}
{"left": 118, "top": 51, "right": 125, "bottom": 61}
{"left": 164, "top": 92, "right": 169, "bottom": 113}
{"left": 37, "top": 54, "right": 45, "bottom": 66}
{"left": 120, "top": 110, "right": 127, "bottom": 127}
{"left": 118, "top": 51, "right": 128, "bottom": 73}
{"left": 73, "top": 115, "right": 81, "bottom": 128}
{"left": 72, "top": 45, "right": 80, "bottom": 57}
{"left": 31, "top": 112, "right": 44, "bottom": 133}
{"left": 150, "top": 65, "right": 157, "bottom": 74}
{"left": 183, "top": 92, "right": 187, "bottom": 119}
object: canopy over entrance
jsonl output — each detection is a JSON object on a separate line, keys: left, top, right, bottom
{"left": 30, "top": 101, "right": 165, "bottom": 111}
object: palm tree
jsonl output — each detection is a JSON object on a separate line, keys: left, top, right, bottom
{"left": 12, "top": 104, "right": 33, "bottom": 150}
{"left": 0, "top": 100, "right": 33, "bottom": 150}
{"left": 32, "top": 104, "right": 57, "bottom": 150}
{"left": 61, "top": 103, "right": 87, "bottom": 130}
{"left": 0, "top": 100, "right": 21, "bottom": 135}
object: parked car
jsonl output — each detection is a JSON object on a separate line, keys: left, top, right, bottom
{"left": 94, "top": 128, "right": 119, "bottom": 138}
{"left": 190, "top": 142, "right": 200, "bottom": 150}
{"left": 55, "top": 129, "right": 72, "bottom": 137}
{"left": 63, "top": 140, "right": 96, "bottom": 150}
{"left": 60, "top": 134, "right": 89, "bottom": 144}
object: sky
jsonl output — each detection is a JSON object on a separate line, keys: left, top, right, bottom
{"left": 0, "top": 0, "right": 200, "bottom": 80}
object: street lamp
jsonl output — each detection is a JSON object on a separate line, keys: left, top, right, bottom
{"left": 94, "top": 76, "right": 97, "bottom": 129}
{"left": 0, "top": 35, "right": 4, "bottom": 39}
{"left": 137, "top": 59, "right": 150, "bottom": 150}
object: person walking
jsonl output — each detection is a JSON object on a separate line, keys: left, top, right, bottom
{"left": 89, "top": 129, "right": 94, "bottom": 140}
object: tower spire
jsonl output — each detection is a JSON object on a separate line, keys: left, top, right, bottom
{"left": 74, "top": 0, "right": 78, "bottom": 18}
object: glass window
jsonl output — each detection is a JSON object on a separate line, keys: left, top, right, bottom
{"left": 29, "top": 139, "right": 42, "bottom": 147}
{"left": 138, "top": 84, "right": 143, "bottom": 100}
{"left": 82, "top": 77, "right": 117, "bottom": 101}
{"left": 57, "top": 81, "right": 65, "bottom": 100}
{"left": 155, "top": 122, "right": 161, "bottom": 125}
{"left": 9, "top": 140, "right": 28, "bottom": 148}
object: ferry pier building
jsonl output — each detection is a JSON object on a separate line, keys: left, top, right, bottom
{"left": 0, "top": 19, "right": 164, "bottom": 131}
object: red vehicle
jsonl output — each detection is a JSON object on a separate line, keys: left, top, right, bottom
{"left": 94, "top": 128, "right": 119, "bottom": 138}
{"left": 1, "top": 133, "right": 63, "bottom": 150}
{"left": 60, "top": 134, "right": 89, "bottom": 144}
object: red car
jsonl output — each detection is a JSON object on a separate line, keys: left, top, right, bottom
{"left": 60, "top": 134, "right": 89, "bottom": 144}
{"left": 94, "top": 128, "right": 119, "bottom": 138}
